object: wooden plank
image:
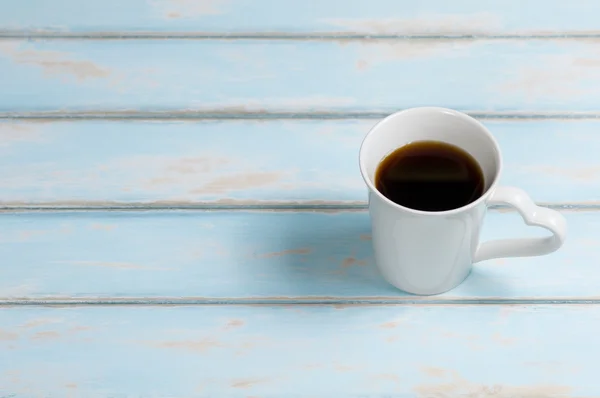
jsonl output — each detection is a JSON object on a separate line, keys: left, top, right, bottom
{"left": 1, "top": 120, "right": 598, "bottom": 205}
{"left": 2, "top": 39, "right": 600, "bottom": 113}
{"left": 1, "top": 0, "right": 600, "bottom": 36}
{"left": 0, "top": 304, "right": 597, "bottom": 396}
{"left": 0, "top": 210, "right": 592, "bottom": 300}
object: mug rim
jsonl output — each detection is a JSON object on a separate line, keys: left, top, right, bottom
{"left": 359, "top": 107, "right": 503, "bottom": 216}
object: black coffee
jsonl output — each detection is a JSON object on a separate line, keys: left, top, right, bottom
{"left": 375, "top": 140, "right": 484, "bottom": 212}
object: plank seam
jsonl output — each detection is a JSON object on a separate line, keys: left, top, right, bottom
{"left": 0, "top": 203, "right": 597, "bottom": 212}
{"left": 3, "top": 111, "right": 600, "bottom": 120}
{"left": 2, "top": 298, "right": 600, "bottom": 306}
{"left": 2, "top": 32, "right": 600, "bottom": 40}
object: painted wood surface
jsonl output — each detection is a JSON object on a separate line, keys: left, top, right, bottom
{"left": 1, "top": 1, "right": 598, "bottom": 395}
{"left": 3, "top": 39, "right": 600, "bottom": 113}
{"left": 0, "top": 210, "right": 593, "bottom": 300}
{"left": 2, "top": 119, "right": 599, "bottom": 206}
{"left": 1, "top": 0, "right": 600, "bottom": 36}
{"left": 1, "top": 305, "right": 597, "bottom": 397}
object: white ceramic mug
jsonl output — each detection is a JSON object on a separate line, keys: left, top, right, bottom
{"left": 359, "top": 107, "right": 567, "bottom": 295}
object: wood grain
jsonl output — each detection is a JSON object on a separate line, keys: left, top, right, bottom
{"left": 0, "top": 1, "right": 595, "bottom": 395}
{"left": 1, "top": 0, "right": 600, "bottom": 36}
{"left": 2, "top": 39, "right": 600, "bottom": 112}
{"left": 2, "top": 119, "right": 599, "bottom": 205}
{"left": 0, "top": 305, "right": 596, "bottom": 396}
{"left": 0, "top": 210, "right": 593, "bottom": 300}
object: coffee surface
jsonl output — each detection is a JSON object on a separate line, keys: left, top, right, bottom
{"left": 375, "top": 140, "right": 484, "bottom": 212}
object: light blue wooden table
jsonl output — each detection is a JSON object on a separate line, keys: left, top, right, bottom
{"left": 1, "top": 1, "right": 599, "bottom": 396}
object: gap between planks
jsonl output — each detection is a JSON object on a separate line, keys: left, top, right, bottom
{"left": 2, "top": 32, "right": 600, "bottom": 40}
{"left": 4, "top": 111, "right": 600, "bottom": 120}
{"left": 0, "top": 203, "right": 598, "bottom": 212}
{"left": 3, "top": 297, "right": 600, "bottom": 306}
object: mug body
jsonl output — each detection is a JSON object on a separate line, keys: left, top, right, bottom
{"left": 359, "top": 107, "right": 502, "bottom": 295}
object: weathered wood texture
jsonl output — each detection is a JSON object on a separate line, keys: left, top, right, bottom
{"left": 2, "top": 120, "right": 598, "bottom": 205}
{"left": 0, "top": 210, "right": 592, "bottom": 300}
{"left": 1, "top": 305, "right": 597, "bottom": 397}
{"left": 1, "top": 0, "right": 599, "bottom": 35}
{"left": 1, "top": 1, "right": 597, "bottom": 396}
{"left": 1, "top": 39, "right": 600, "bottom": 113}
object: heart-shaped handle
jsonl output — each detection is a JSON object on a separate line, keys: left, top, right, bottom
{"left": 474, "top": 186, "right": 567, "bottom": 263}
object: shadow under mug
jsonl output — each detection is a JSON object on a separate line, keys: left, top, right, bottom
{"left": 359, "top": 107, "right": 567, "bottom": 295}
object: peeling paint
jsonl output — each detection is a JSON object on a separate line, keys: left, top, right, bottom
{"left": 492, "top": 333, "right": 518, "bottom": 346}
{"left": 259, "top": 248, "right": 312, "bottom": 258}
{"left": 341, "top": 257, "right": 357, "bottom": 268}
{"left": 211, "top": 198, "right": 365, "bottom": 207}
{"left": 352, "top": 40, "right": 461, "bottom": 66}
{"left": 341, "top": 256, "right": 367, "bottom": 268}
{"left": 521, "top": 164, "right": 600, "bottom": 182}
{"left": 142, "top": 156, "right": 231, "bottom": 189}
{"left": 0, "top": 42, "right": 110, "bottom": 81}
{"left": 52, "top": 260, "right": 159, "bottom": 270}
{"left": 168, "top": 157, "right": 229, "bottom": 174}
{"left": 0, "top": 283, "right": 38, "bottom": 297}
{"left": 17, "top": 230, "right": 50, "bottom": 240}
{"left": 89, "top": 223, "right": 117, "bottom": 231}
{"left": 0, "top": 123, "right": 44, "bottom": 148}
{"left": 421, "top": 366, "right": 447, "bottom": 378}
{"left": 499, "top": 51, "right": 600, "bottom": 101}
{"left": 224, "top": 319, "right": 245, "bottom": 330}
{"left": 3, "top": 225, "right": 71, "bottom": 243}
{"left": 231, "top": 378, "right": 269, "bottom": 389}
{"left": 0, "top": 329, "right": 18, "bottom": 341}
{"left": 573, "top": 57, "right": 600, "bottom": 67}
{"left": 21, "top": 318, "right": 63, "bottom": 329}
{"left": 35, "top": 59, "right": 109, "bottom": 81}
{"left": 69, "top": 325, "right": 93, "bottom": 333}
{"left": 233, "top": 338, "right": 271, "bottom": 357}
{"left": 322, "top": 13, "right": 502, "bottom": 35}
{"left": 31, "top": 331, "right": 60, "bottom": 341}
{"left": 334, "top": 364, "right": 357, "bottom": 372}
{"left": 151, "top": 0, "right": 229, "bottom": 19}
{"left": 379, "top": 321, "right": 400, "bottom": 329}
{"left": 356, "top": 59, "right": 368, "bottom": 70}
{"left": 206, "top": 96, "right": 356, "bottom": 110}
{"left": 191, "top": 172, "right": 283, "bottom": 194}
{"left": 414, "top": 370, "right": 571, "bottom": 397}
